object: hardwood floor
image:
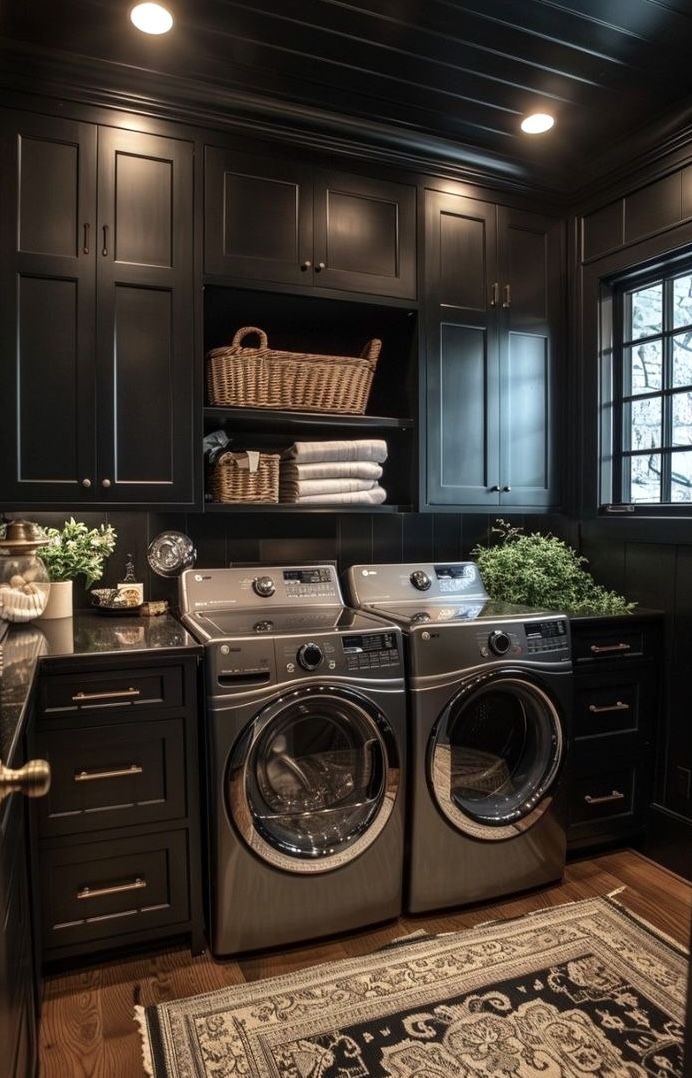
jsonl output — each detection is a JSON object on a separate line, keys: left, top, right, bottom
{"left": 39, "top": 849, "right": 691, "bottom": 1077}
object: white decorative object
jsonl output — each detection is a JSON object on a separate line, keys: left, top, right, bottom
{"left": 39, "top": 580, "right": 73, "bottom": 621}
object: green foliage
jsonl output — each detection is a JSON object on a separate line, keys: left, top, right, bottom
{"left": 471, "top": 520, "right": 635, "bottom": 616}
{"left": 38, "top": 517, "right": 117, "bottom": 589}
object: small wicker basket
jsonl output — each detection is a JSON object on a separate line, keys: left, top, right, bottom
{"left": 208, "top": 449, "right": 281, "bottom": 504}
{"left": 206, "top": 327, "right": 382, "bottom": 414}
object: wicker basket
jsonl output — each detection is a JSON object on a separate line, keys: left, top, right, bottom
{"left": 208, "top": 449, "right": 280, "bottom": 504}
{"left": 206, "top": 327, "right": 382, "bottom": 414}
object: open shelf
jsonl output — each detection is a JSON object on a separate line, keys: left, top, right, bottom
{"left": 204, "top": 407, "right": 414, "bottom": 431}
{"left": 204, "top": 502, "right": 411, "bottom": 513}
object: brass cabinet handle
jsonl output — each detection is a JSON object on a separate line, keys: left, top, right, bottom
{"left": 315, "top": 261, "right": 325, "bottom": 271}
{"left": 300, "top": 260, "right": 311, "bottom": 270}
{"left": 101, "top": 478, "right": 112, "bottom": 489}
{"left": 0, "top": 758, "right": 51, "bottom": 804}
{"left": 74, "top": 764, "right": 143, "bottom": 783}
{"left": 77, "top": 877, "right": 146, "bottom": 901}
{"left": 101, "top": 224, "right": 109, "bottom": 256}
{"left": 490, "top": 282, "right": 499, "bottom": 307}
{"left": 502, "top": 283, "right": 511, "bottom": 308}
{"left": 72, "top": 687, "right": 141, "bottom": 704}
{"left": 590, "top": 643, "right": 631, "bottom": 655}
{"left": 83, "top": 223, "right": 90, "bottom": 254}
{"left": 81, "top": 478, "right": 92, "bottom": 489}
{"left": 588, "top": 701, "right": 630, "bottom": 714}
{"left": 584, "top": 789, "right": 625, "bottom": 805}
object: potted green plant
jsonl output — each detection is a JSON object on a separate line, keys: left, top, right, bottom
{"left": 38, "top": 518, "right": 117, "bottom": 620}
{"left": 472, "top": 520, "right": 634, "bottom": 615}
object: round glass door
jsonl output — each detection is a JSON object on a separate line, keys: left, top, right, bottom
{"left": 227, "top": 686, "right": 400, "bottom": 873}
{"left": 429, "top": 672, "right": 564, "bottom": 841}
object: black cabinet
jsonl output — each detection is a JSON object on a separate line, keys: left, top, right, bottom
{"left": 205, "top": 147, "right": 416, "bottom": 299}
{"left": 567, "top": 613, "right": 663, "bottom": 851}
{"left": 423, "top": 190, "right": 562, "bottom": 509}
{"left": 32, "top": 654, "right": 204, "bottom": 961}
{"left": 0, "top": 111, "right": 195, "bottom": 507}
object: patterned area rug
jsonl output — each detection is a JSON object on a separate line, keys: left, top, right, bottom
{"left": 136, "top": 897, "right": 688, "bottom": 1077}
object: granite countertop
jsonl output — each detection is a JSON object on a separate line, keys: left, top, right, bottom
{"left": 0, "top": 613, "right": 201, "bottom": 769}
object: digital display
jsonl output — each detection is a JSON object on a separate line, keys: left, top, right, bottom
{"left": 343, "top": 632, "right": 397, "bottom": 653}
{"left": 435, "top": 565, "right": 472, "bottom": 579}
{"left": 525, "top": 620, "right": 567, "bottom": 638}
{"left": 283, "top": 568, "right": 332, "bottom": 584}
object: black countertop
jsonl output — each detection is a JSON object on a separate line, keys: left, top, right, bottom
{"left": 0, "top": 613, "right": 201, "bottom": 768}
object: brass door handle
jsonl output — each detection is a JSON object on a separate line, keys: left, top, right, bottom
{"left": 77, "top": 877, "right": 146, "bottom": 901}
{"left": 102, "top": 224, "right": 109, "bottom": 256}
{"left": 590, "top": 643, "right": 631, "bottom": 655}
{"left": 0, "top": 758, "right": 51, "bottom": 804}
{"left": 502, "top": 283, "right": 511, "bottom": 308}
{"left": 588, "top": 701, "right": 630, "bottom": 714}
{"left": 74, "top": 764, "right": 143, "bottom": 783}
{"left": 584, "top": 790, "right": 625, "bottom": 805}
{"left": 490, "top": 282, "right": 499, "bottom": 307}
{"left": 72, "top": 687, "right": 140, "bottom": 704}
{"left": 83, "top": 222, "right": 90, "bottom": 255}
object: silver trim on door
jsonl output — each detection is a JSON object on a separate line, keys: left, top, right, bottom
{"left": 227, "top": 685, "right": 400, "bottom": 874}
{"left": 429, "top": 672, "right": 564, "bottom": 842}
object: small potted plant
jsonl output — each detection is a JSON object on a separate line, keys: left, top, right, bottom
{"left": 38, "top": 518, "right": 117, "bottom": 620}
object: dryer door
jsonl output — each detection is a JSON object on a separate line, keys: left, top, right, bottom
{"left": 227, "top": 685, "right": 400, "bottom": 874}
{"left": 429, "top": 670, "right": 565, "bottom": 841}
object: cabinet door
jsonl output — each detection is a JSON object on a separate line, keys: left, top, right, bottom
{"left": 424, "top": 191, "right": 499, "bottom": 505}
{"left": 313, "top": 171, "right": 416, "bottom": 298}
{"left": 498, "top": 208, "right": 562, "bottom": 508}
{"left": 96, "top": 128, "right": 194, "bottom": 504}
{"left": 0, "top": 112, "right": 97, "bottom": 504}
{"left": 204, "top": 146, "right": 313, "bottom": 285}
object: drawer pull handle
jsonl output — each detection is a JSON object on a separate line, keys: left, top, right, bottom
{"left": 74, "top": 764, "right": 143, "bottom": 783}
{"left": 72, "top": 687, "right": 141, "bottom": 704}
{"left": 584, "top": 789, "right": 625, "bottom": 806}
{"left": 588, "top": 701, "right": 630, "bottom": 714}
{"left": 77, "top": 877, "right": 146, "bottom": 901}
{"left": 590, "top": 643, "right": 631, "bottom": 655}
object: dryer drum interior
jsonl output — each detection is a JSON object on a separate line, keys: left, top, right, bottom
{"left": 430, "top": 674, "right": 564, "bottom": 841}
{"left": 227, "top": 688, "right": 400, "bottom": 870}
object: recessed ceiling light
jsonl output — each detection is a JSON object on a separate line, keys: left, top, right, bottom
{"left": 130, "top": 3, "right": 173, "bottom": 34}
{"left": 520, "top": 113, "right": 555, "bottom": 135}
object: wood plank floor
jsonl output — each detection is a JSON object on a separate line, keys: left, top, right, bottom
{"left": 39, "top": 849, "right": 691, "bottom": 1077}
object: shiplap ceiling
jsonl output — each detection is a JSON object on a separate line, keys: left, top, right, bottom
{"left": 2, "top": 0, "right": 692, "bottom": 191}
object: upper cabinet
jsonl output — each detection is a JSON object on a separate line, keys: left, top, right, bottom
{"left": 204, "top": 147, "right": 417, "bottom": 299}
{"left": 0, "top": 112, "right": 195, "bottom": 507}
{"left": 424, "top": 189, "right": 563, "bottom": 509}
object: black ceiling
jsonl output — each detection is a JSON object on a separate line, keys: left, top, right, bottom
{"left": 2, "top": 0, "right": 692, "bottom": 194}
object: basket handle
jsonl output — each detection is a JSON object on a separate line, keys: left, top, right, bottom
{"left": 231, "top": 326, "right": 268, "bottom": 350}
{"left": 360, "top": 338, "right": 382, "bottom": 368}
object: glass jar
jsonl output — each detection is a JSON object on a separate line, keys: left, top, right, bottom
{"left": 0, "top": 521, "right": 51, "bottom": 623}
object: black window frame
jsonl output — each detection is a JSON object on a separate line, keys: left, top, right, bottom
{"left": 601, "top": 256, "right": 692, "bottom": 515}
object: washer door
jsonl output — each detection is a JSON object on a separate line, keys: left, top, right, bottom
{"left": 227, "top": 685, "right": 400, "bottom": 874}
{"left": 429, "top": 670, "right": 565, "bottom": 841}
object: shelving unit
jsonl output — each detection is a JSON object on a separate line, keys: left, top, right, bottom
{"left": 204, "top": 407, "right": 414, "bottom": 431}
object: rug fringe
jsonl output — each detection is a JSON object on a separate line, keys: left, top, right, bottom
{"left": 607, "top": 886, "right": 627, "bottom": 897}
{"left": 134, "top": 1004, "right": 156, "bottom": 1078}
{"left": 603, "top": 894, "right": 690, "bottom": 956}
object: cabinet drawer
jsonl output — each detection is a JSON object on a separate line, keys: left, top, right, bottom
{"left": 574, "top": 670, "right": 655, "bottom": 739}
{"left": 572, "top": 626, "right": 645, "bottom": 662}
{"left": 567, "top": 746, "right": 648, "bottom": 847}
{"left": 36, "top": 718, "right": 186, "bottom": 836}
{"left": 40, "top": 830, "right": 189, "bottom": 951}
{"left": 39, "top": 665, "right": 184, "bottom": 716}
{"left": 570, "top": 764, "right": 637, "bottom": 825}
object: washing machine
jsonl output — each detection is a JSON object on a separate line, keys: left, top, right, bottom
{"left": 180, "top": 564, "right": 406, "bottom": 955}
{"left": 345, "top": 561, "right": 571, "bottom": 914}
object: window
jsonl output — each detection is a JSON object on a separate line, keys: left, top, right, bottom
{"left": 605, "top": 263, "right": 692, "bottom": 509}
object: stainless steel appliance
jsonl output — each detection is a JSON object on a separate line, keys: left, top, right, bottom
{"left": 180, "top": 564, "right": 406, "bottom": 955}
{"left": 345, "top": 561, "right": 571, "bottom": 913}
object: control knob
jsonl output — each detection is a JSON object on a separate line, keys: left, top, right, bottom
{"left": 488, "top": 630, "right": 511, "bottom": 656}
{"left": 410, "top": 570, "right": 432, "bottom": 591}
{"left": 253, "top": 575, "right": 275, "bottom": 598}
{"left": 297, "top": 642, "right": 324, "bottom": 671}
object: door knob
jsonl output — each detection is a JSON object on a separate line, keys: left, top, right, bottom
{"left": 490, "top": 484, "right": 501, "bottom": 492}
{"left": 0, "top": 758, "right": 51, "bottom": 805}
{"left": 101, "top": 478, "right": 112, "bottom": 488}
{"left": 502, "top": 485, "right": 512, "bottom": 493}
{"left": 315, "top": 261, "right": 325, "bottom": 271}
{"left": 81, "top": 478, "right": 92, "bottom": 488}
{"left": 301, "top": 260, "right": 311, "bottom": 270}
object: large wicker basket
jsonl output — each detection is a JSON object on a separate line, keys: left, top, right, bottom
{"left": 206, "top": 327, "right": 382, "bottom": 414}
{"left": 208, "top": 449, "right": 280, "bottom": 504}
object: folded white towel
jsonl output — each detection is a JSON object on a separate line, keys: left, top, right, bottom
{"left": 285, "top": 461, "right": 383, "bottom": 481}
{"left": 283, "top": 440, "right": 388, "bottom": 464}
{"left": 280, "top": 478, "right": 377, "bottom": 496}
{"left": 289, "top": 486, "right": 387, "bottom": 505}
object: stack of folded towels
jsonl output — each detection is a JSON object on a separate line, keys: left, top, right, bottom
{"left": 280, "top": 439, "right": 388, "bottom": 505}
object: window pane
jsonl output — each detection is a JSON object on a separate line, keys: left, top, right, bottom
{"left": 627, "top": 453, "right": 661, "bottom": 502}
{"left": 672, "top": 451, "right": 692, "bottom": 502}
{"left": 673, "top": 273, "right": 692, "bottom": 330}
{"left": 628, "top": 282, "right": 662, "bottom": 341}
{"left": 672, "top": 391, "right": 692, "bottom": 446}
{"left": 673, "top": 332, "right": 692, "bottom": 387}
{"left": 626, "top": 396, "right": 662, "bottom": 451}
{"left": 626, "top": 339, "right": 662, "bottom": 394}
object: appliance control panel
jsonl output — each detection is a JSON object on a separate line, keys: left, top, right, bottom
{"left": 523, "top": 619, "right": 570, "bottom": 656}
{"left": 181, "top": 564, "right": 342, "bottom": 611}
{"left": 342, "top": 631, "right": 401, "bottom": 673}
{"left": 346, "top": 562, "right": 488, "bottom": 604}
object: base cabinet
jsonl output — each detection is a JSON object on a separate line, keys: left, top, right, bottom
{"left": 31, "top": 654, "right": 204, "bottom": 962}
{"left": 567, "top": 613, "right": 663, "bottom": 851}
